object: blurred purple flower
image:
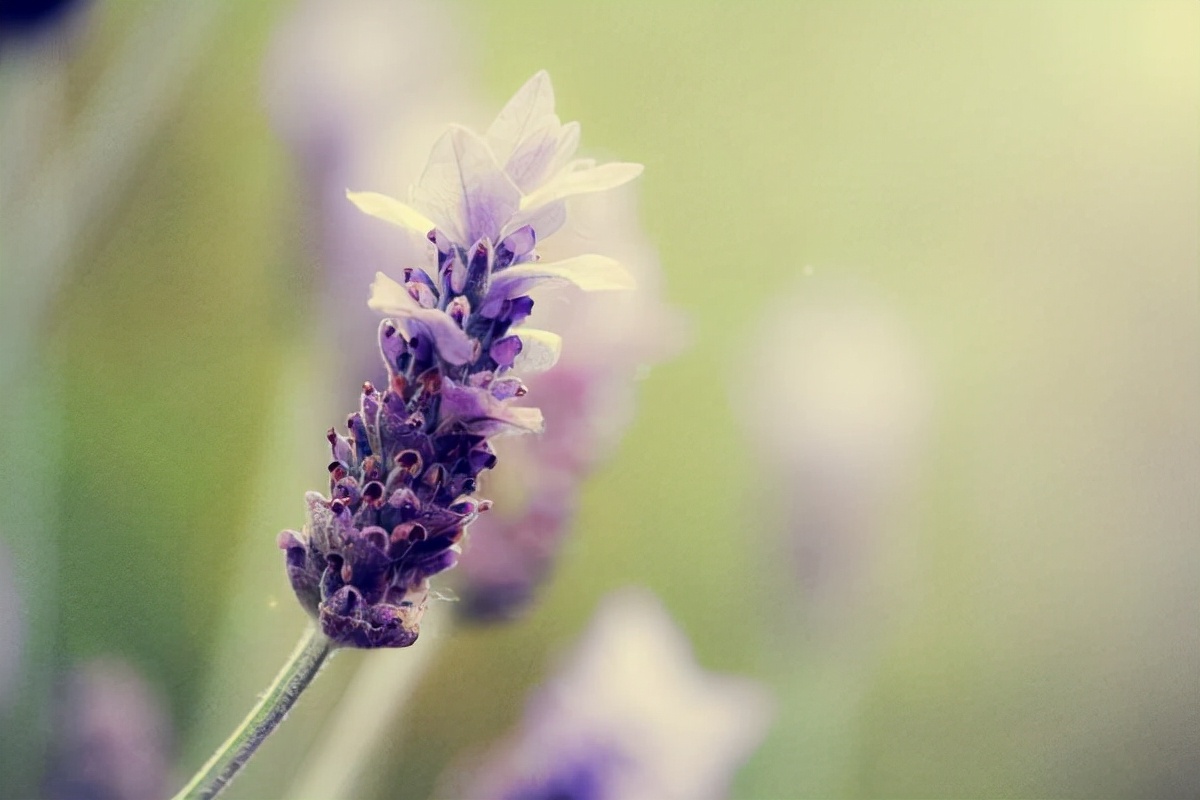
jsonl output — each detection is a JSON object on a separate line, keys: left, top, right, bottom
{"left": 0, "top": 542, "right": 22, "bottom": 709}
{"left": 262, "top": 0, "right": 479, "bottom": 380}
{"left": 453, "top": 589, "right": 771, "bottom": 800}
{"left": 277, "top": 72, "right": 646, "bottom": 648}
{"left": 43, "top": 658, "right": 172, "bottom": 800}
{"left": 457, "top": 185, "right": 687, "bottom": 619}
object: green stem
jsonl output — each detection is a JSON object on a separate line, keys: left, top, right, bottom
{"left": 172, "top": 624, "right": 336, "bottom": 800}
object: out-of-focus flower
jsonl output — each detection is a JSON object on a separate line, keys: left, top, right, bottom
{"left": 0, "top": 0, "right": 85, "bottom": 37}
{"left": 262, "top": 0, "right": 479, "bottom": 381}
{"left": 278, "top": 72, "right": 644, "bottom": 648}
{"left": 735, "top": 278, "right": 931, "bottom": 632}
{"left": 457, "top": 184, "right": 687, "bottom": 619}
{"left": 452, "top": 588, "right": 771, "bottom": 800}
{"left": 43, "top": 658, "right": 172, "bottom": 800}
{"left": 0, "top": 542, "right": 21, "bottom": 709}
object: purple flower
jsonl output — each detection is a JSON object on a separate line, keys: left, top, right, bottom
{"left": 452, "top": 589, "right": 772, "bottom": 800}
{"left": 278, "top": 73, "right": 643, "bottom": 648}
{"left": 0, "top": 541, "right": 21, "bottom": 710}
{"left": 43, "top": 659, "right": 172, "bottom": 800}
{"left": 265, "top": 4, "right": 686, "bottom": 622}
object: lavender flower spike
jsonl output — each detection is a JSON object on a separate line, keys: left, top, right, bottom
{"left": 452, "top": 589, "right": 773, "bottom": 800}
{"left": 278, "top": 72, "right": 642, "bottom": 649}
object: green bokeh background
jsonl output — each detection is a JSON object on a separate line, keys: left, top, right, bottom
{"left": 1, "top": 1, "right": 1197, "bottom": 798}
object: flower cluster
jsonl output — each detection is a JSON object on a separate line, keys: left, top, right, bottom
{"left": 278, "top": 72, "right": 642, "bottom": 648}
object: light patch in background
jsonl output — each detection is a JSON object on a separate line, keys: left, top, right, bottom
{"left": 0, "top": 542, "right": 22, "bottom": 709}
{"left": 738, "top": 277, "right": 932, "bottom": 638}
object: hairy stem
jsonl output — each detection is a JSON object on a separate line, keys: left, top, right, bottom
{"left": 285, "top": 613, "right": 450, "bottom": 799}
{"left": 172, "top": 625, "right": 336, "bottom": 800}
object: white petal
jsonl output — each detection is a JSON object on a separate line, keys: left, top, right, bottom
{"left": 504, "top": 116, "right": 565, "bottom": 192}
{"left": 367, "top": 272, "right": 476, "bottom": 365}
{"left": 346, "top": 190, "right": 437, "bottom": 235}
{"left": 490, "top": 254, "right": 636, "bottom": 300}
{"left": 499, "top": 405, "right": 545, "bottom": 436}
{"left": 412, "top": 126, "right": 521, "bottom": 246}
{"left": 520, "top": 161, "right": 644, "bottom": 211}
{"left": 502, "top": 200, "right": 567, "bottom": 243}
{"left": 485, "top": 70, "right": 557, "bottom": 162}
{"left": 503, "top": 119, "right": 580, "bottom": 194}
{"left": 367, "top": 271, "right": 422, "bottom": 315}
{"left": 512, "top": 328, "right": 563, "bottom": 374}
{"left": 544, "top": 121, "right": 580, "bottom": 179}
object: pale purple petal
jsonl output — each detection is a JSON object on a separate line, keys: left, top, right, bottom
{"left": 487, "top": 254, "right": 635, "bottom": 304}
{"left": 367, "top": 272, "right": 476, "bottom": 365}
{"left": 439, "top": 378, "right": 544, "bottom": 437}
{"left": 497, "top": 224, "right": 536, "bottom": 261}
{"left": 484, "top": 70, "right": 557, "bottom": 163}
{"left": 521, "top": 161, "right": 644, "bottom": 214}
{"left": 345, "top": 190, "right": 436, "bottom": 237}
{"left": 489, "top": 335, "right": 523, "bottom": 369}
{"left": 542, "top": 121, "right": 581, "bottom": 183}
{"left": 512, "top": 328, "right": 562, "bottom": 375}
{"left": 502, "top": 199, "right": 568, "bottom": 243}
{"left": 503, "top": 117, "right": 582, "bottom": 194}
{"left": 412, "top": 126, "right": 521, "bottom": 246}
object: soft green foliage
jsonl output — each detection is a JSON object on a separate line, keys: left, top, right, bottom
{"left": 4, "top": 2, "right": 1195, "bottom": 798}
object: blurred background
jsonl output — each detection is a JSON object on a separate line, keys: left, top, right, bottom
{"left": 1, "top": 1, "right": 1197, "bottom": 798}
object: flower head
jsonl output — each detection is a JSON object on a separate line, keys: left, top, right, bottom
{"left": 278, "top": 72, "right": 642, "bottom": 648}
{"left": 452, "top": 589, "right": 772, "bottom": 799}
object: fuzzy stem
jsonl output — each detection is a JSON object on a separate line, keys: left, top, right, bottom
{"left": 284, "top": 613, "right": 450, "bottom": 799}
{"left": 172, "top": 625, "right": 336, "bottom": 800}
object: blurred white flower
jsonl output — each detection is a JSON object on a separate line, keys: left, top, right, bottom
{"left": 735, "top": 278, "right": 931, "bottom": 632}
{"left": 456, "top": 588, "right": 771, "bottom": 800}
{"left": 262, "top": 0, "right": 478, "bottom": 378}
